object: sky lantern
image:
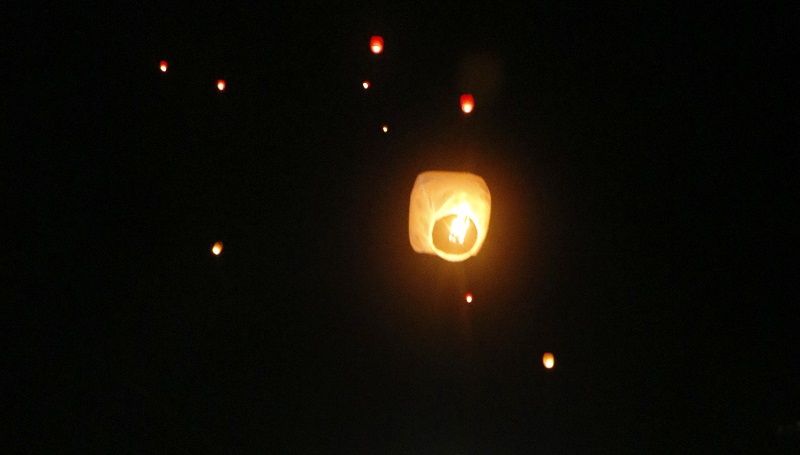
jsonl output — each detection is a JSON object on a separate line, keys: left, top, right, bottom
{"left": 211, "top": 242, "right": 223, "bottom": 256}
{"left": 362, "top": 80, "right": 370, "bottom": 89}
{"left": 217, "top": 79, "right": 226, "bottom": 91}
{"left": 382, "top": 125, "right": 388, "bottom": 133}
{"left": 409, "top": 171, "right": 491, "bottom": 262}
{"left": 460, "top": 94, "right": 474, "bottom": 113}
{"left": 465, "top": 293, "right": 473, "bottom": 303}
{"left": 542, "top": 352, "right": 555, "bottom": 369}
{"left": 159, "top": 60, "right": 168, "bottom": 72}
{"left": 370, "top": 36, "right": 384, "bottom": 54}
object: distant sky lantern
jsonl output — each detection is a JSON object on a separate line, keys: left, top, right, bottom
{"left": 217, "top": 79, "right": 226, "bottom": 91}
{"left": 465, "top": 293, "right": 473, "bottom": 303}
{"left": 409, "top": 171, "right": 491, "bottom": 262}
{"left": 382, "top": 125, "right": 388, "bottom": 133}
{"left": 363, "top": 80, "right": 370, "bottom": 89}
{"left": 370, "top": 36, "right": 384, "bottom": 54}
{"left": 159, "top": 60, "right": 168, "bottom": 72}
{"left": 460, "top": 94, "right": 474, "bottom": 113}
{"left": 212, "top": 242, "right": 223, "bottom": 256}
{"left": 542, "top": 352, "right": 555, "bottom": 369}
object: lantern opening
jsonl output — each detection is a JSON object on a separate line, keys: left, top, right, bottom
{"left": 431, "top": 214, "right": 478, "bottom": 255}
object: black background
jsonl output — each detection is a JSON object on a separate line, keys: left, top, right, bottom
{"left": 8, "top": 2, "right": 799, "bottom": 452}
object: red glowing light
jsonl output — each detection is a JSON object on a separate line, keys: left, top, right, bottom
{"left": 159, "top": 60, "right": 168, "bottom": 72}
{"left": 465, "top": 293, "right": 473, "bottom": 303}
{"left": 212, "top": 242, "right": 223, "bottom": 256}
{"left": 370, "top": 36, "right": 384, "bottom": 54}
{"left": 217, "top": 79, "right": 226, "bottom": 91}
{"left": 363, "top": 80, "right": 370, "bottom": 89}
{"left": 460, "top": 94, "right": 474, "bottom": 113}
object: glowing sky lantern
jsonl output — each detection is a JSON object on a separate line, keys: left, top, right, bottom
{"left": 460, "top": 94, "right": 474, "bottom": 113}
{"left": 409, "top": 171, "right": 491, "bottom": 262}
{"left": 465, "top": 293, "right": 473, "bottom": 303}
{"left": 370, "top": 36, "right": 384, "bottom": 54}
{"left": 217, "top": 79, "right": 226, "bottom": 91}
{"left": 382, "top": 125, "right": 388, "bottom": 133}
{"left": 212, "top": 242, "right": 223, "bottom": 256}
{"left": 159, "top": 60, "right": 168, "bottom": 72}
{"left": 542, "top": 352, "right": 555, "bottom": 369}
{"left": 363, "top": 80, "right": 370, "bottom": 89}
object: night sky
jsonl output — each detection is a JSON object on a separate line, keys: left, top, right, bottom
{"left": 9, "top": 2, "right": 800, "bottom": 452}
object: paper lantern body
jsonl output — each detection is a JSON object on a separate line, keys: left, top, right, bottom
{"left": 460, "top": 94, "right": 474, "bottom": 113}
{"left": 409, "top": 171, "right": 491, "bottom": 262}
{"left": 370, "top": 36, "right": 384, "bottom": 54}
{"left": 543, "top": 352, "right": 555, "bottom": 369}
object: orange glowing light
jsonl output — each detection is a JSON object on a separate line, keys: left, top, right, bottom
{"left": 370, "top": 36, "right": 384, "bottom": 54}
{"left": 212, "top": 242, "right": 223, "bottom": 256}
{"left": 460, "top": 94, "right": 474, "bottom": 113}
{"left": 159, "top": 60, "right": 168, "bottom": 72}
{"left": 363, "top": 80, "right": 370, "bottom": 89}
{"left": 543, "top": 352, "right": 555, "bottom": 369}
{"left": 382, "top": 125, "right": 388, "bottom": 133}
{"left": 217, "top": 79, "right": 226, "bottom": 91}
{"left": 465, "top": 293, "right": 473, "bottom": 303}
{"left": 409, "top": 171, "right": 491, "bottom": 262}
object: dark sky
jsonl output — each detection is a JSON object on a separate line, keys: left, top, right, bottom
{"left": 9, "top": 2, "right": 800, "bottom": 452}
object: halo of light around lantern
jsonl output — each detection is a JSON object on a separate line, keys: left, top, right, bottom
{"left": 542, "top": 352, "right": 554, "bottom": 369}
{"left": 370, "top": 36, "right": 384, "bottom": 54}
{"left": 409, "top": 171, "right": 491, "bottom": 262}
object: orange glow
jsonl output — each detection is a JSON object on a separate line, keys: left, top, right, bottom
{"left": 448, "top": 214, "right": 470, "bottom": 245}
{"left": 465, "top": 293, "right": 473, "bottom": 303}
{"left": 217, "top": 79, "right": 226, "bottom": 91}
{"left": 370, "top": 36, "right": 384, "bottom": 54}
{"left": 460, "top": 94, "right": 474, "bottom": 113}
{"left": 409, "top": 171, "right": 491, "bottom": 262}
{"left": 362, "top": 80, "right": 370, "bottom": 89}
{"left": 382, "top": 125, "right": 388, "bottom": 133}
{"left": 212, "top": 242, "right": 223, "bottom": 256}
{"left": 159, "top": 60, "right": 168, "bottom": 72}
{"left": 543, "top": 352, "right": 555, "bottom": 369}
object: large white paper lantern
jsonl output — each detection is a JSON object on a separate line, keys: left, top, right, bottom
{"left": 409, "top": 171, "right": 491, "bottom": 262}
